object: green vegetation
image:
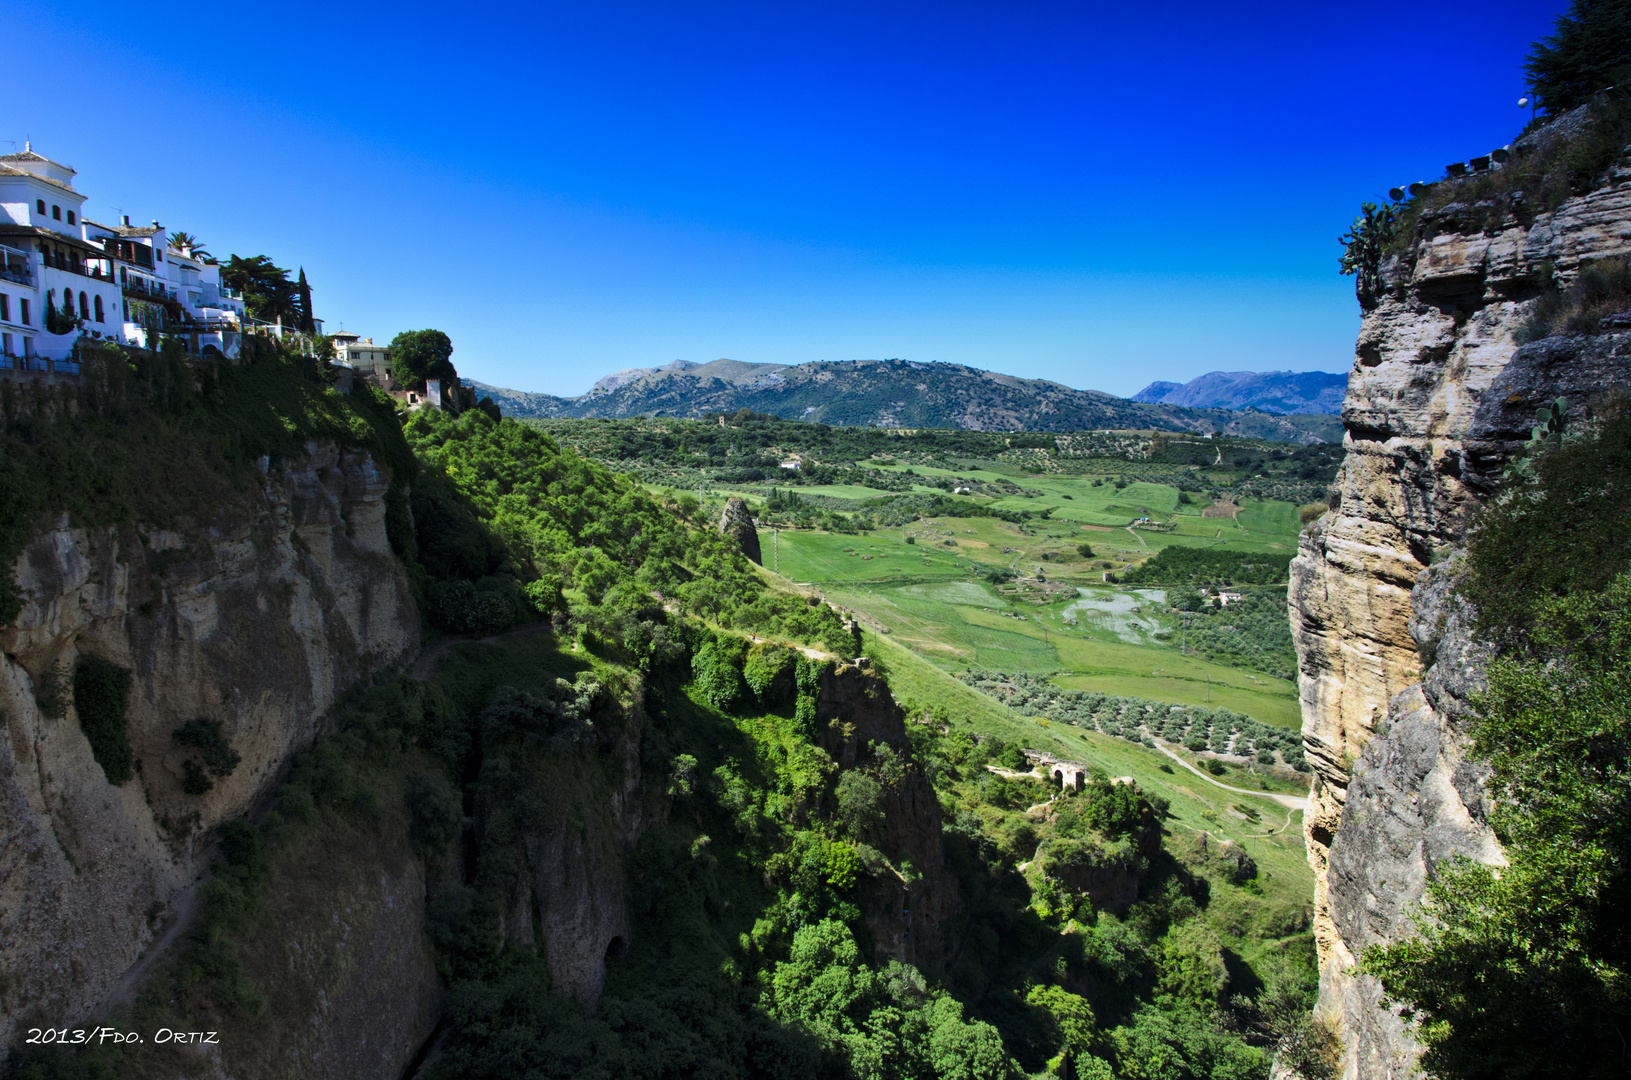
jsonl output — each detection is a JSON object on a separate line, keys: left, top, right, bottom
{"left": 172, "top": 718, "right": 242, "bottom": 795}
{"left": 1119, "top": 549, "right": 1293, "bottom": 588}
{"left": 1364, "top": 405, "right": 1631, "bottom": 1077}
{"left": 72, "top": 654, "right": 134, "bottom": 785}
{"left": 1168, "top": 592, "right": 1297, "bottom": 683}
{"left": 220, "top": 254, "right": 312, "bottom": 328}
{"left": 0, "top": 339, "right": 412, "bottom": 624}
{"left": 1516, "top": 257, "right": 1631, "bottom": 343}
{"left": 12, "top": 367, "right": 1325, "bottom": 1079}
{"left": 956, "top": 672, "right": 1308, "bottom": 775}
{"left": 1461, "top": 391, "right": 1631, "bottom": 647}
{"left": 388, "top": 328, "right": 457, "bottom": 391}
{"left": 1525, "top": 0, "right": 1631, "bottom": 115}
{"left": 400, "top": 408, "right": 856, "bottom": 657}
{"left": 529, "top": 414, "right": 1339, "bottom": 525}
{"left": 1338, "top": 201, "right": 1400, "bottom": 311}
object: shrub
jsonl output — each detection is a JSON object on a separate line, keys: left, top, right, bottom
{"left": 406, "top": 771, "right": 466, "bottom": 859}
{"left": 172, "top": 718, "right": 242, "bottom": 795}
{"left": 694, "top": 637, "right": 747, "bottom": 711}
{"left": 1515, "top": 257, "right": 1631, "bottom": 343}
{"left": 1465, "top": 394, "right": 1631, "bottom": 644}
{"left": 73, "top": 655, "right": 133, "bottom": 784}
{"left": 480, "top": 679, "right": 597, "bottom": 752}
{"left": 743, "top": 644, "right": 796, "bottom": 706}
{"left": 835, "top": 770, "right": 883, "bottom": 837}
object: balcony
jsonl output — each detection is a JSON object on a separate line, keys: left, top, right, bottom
{"left": 122, "top": 278, "right": 178, "bottom": 301}
{"left": 178, "top": 317, "right": 239, "bottom": 333}
{"left": 0, "top": 264, "right": 31, "bottom": 286}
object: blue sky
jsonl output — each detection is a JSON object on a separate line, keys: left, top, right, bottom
{"left": 10, "top": 1, "right": 1561, "bottom": 397}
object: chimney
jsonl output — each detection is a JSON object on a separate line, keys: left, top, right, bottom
{"left": 121, "top": 215, "right": 130, "bottom": 226}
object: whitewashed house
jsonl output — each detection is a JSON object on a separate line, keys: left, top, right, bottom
{"left": 331, "top": 332, "right": 391, "bottom": 380}
{"left": 82, "top": 216, "right": 248, "bottom": 357}
{"left": 0, "top": 145, "right": 122, "bottom": 367}
{"left": 0, "top": 144, "right": 261, "bottom": 367}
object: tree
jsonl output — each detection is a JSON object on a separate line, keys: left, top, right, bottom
{"left": 222, "top": 254, "right": 297, "bottom": 323}
{"left": 1525, "top": 0, "right": 1631, "bottom": 115}
{"left": 166, "top": 231, "right": 211, "bottom": 260}
{"left": 389, "top": 329, "right": 456, "bottom": 390}
{"left": 295, "top": 267, "right": 315, "bottom": 333}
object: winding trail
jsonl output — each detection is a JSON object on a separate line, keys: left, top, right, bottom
{"left": 410, "top": 620, "right": 557, "bottom": 680}
{"left": 1151, "top": 740, "right": 1309, "bottom": 812}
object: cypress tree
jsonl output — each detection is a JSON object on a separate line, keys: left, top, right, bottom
{"left": 296, "top": 268, "right": 314, "bottom": 333}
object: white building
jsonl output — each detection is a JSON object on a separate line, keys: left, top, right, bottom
{"left": 81, "top": 216, "right": 248, "bottom": 357}
{"left": 331, "top": 331, "right": 390, "bottom": 379}
{"left": 0, "top": 145, "right": 122, "bottom": 367}
{"left": 0, "top": 143, "right": 307, "bottom": 370}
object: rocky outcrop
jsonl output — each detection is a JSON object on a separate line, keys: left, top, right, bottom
{"left": 1289, "top": 120, "right": 1631, "bottom": 1077}
{"left": 815, "top": 662, "right": 961, "bottom": 971}
{"left": 0, "top": 441, "right": 419, "bottom": 1044}
{"left": 491, "top": 689, "right": 665, "bottom": 1008}
{"left": 718, "top": 496, "right": 762, "bottom": 565}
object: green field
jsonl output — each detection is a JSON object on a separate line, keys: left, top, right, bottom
{"left": 864, "top": 630, "right": 1313, "bottom": 952}
{"left": 756, "top": 464, "right": 1305, "bottom": 732}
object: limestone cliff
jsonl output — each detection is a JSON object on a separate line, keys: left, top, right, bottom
{"left": 1289, "top": 116, "right": 1631, "bottom": 1077}
{"left": 0, "top": 441, "right": 420, "bottom": 1046}
{"left": 718, "top": 496, "right": 762, "bottom": 565}
{"left": 815, "top": 661, "right": 961, "bottom": 970}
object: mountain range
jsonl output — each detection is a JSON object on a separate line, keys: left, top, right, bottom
{"left": 470, "top": 358, "right": 1344, "bottom": 442}
{"left": 1130, "top": 370, "right": 1348, "bottom": 414}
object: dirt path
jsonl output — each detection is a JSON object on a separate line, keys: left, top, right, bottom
{"left": 1152, "top": 741, "right": 1309, "bottom": 811}
{"left": 410, "top": 620, "right": 557, "bottom": 681}
{"left": 98, "top": 878, "right": 202, "bottom": 1018}
{"left": 1123, "top": 526, "right": 1149, "bottom": 550}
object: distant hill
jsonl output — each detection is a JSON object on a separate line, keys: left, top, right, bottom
{"left": 1130, "top": 370, "right": 1348, "bottom": 414}
{"left": 469, "top": 358, "right": 1343, "bottom": 442}
{"left": 1129, "top": 380, "right": 1183, "bottom": 403}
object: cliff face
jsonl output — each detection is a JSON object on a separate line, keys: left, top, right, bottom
{"left": 0, "top": 441, "right": 420, "bottom": 1045}
{"left": 815, "top": 662, "right": 961, "bottom": 972}
{"left": 1290, "top": 136, "right": 1631, "bottom": 1075}
{"left": 490, "top": 685, "right": 666, "bottom": 1008}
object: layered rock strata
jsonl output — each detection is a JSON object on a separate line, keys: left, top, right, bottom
{"left": 1290, "top": 128, "right": 1631, "bottom": 1076}
{"left": 0, "top": 442, "right": 419, "bottom": 1044}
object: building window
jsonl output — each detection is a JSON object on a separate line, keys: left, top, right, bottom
{"left": 20, "top": 299, "right": 30, "bottom": 325}
{"left": 79, "top": 292, "right": 89, "bottom": 319}
{"left": 94, "top": 295, "right": 104, "bottom": 322}
{"left": 2, "top": 333, "right": 10, "bottom": 357}
{"left": 0, "top": 294, "right": 8, "bottom": 322}
{"left": 35, "top": 199, "right": 44, "bottom": 215}
{"left": 67, "top": 211, "right": 75, "bottom": 225}
{"left": 51, "top": 205, "right": 61, "bottom": 220}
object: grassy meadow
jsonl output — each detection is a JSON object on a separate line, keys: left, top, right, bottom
{"left": 752, "top": 463, "right": 1305, "bottom": 732}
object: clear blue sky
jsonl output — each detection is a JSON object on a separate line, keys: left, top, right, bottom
{"left": 10, "top": 1, "right": 1561, "bottom": 397}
